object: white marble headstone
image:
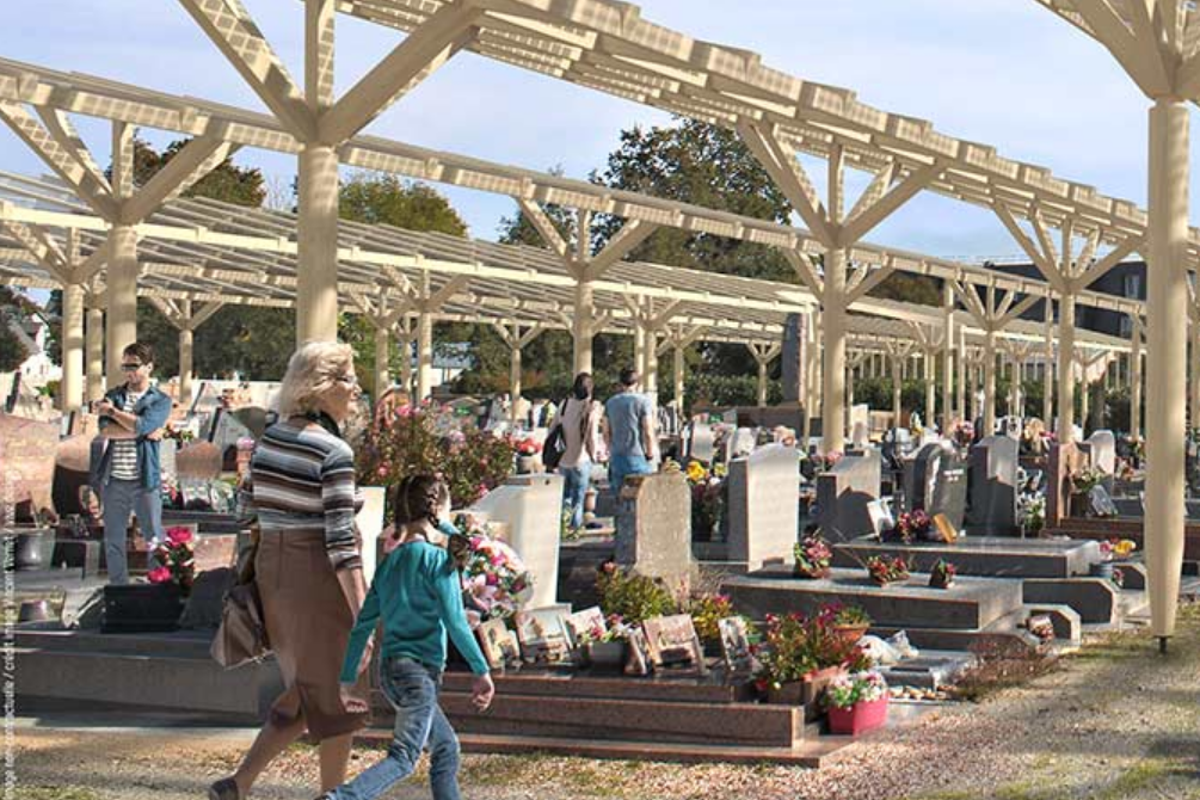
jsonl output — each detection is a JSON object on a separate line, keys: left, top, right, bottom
{"left": 1087, "top": 430, "right": 1116, "bottom": 476}
{"left": 471, "top": 473, "right": 564, "bottom": 609}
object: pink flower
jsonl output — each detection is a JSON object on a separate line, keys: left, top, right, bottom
{"left": 147, "top": 567, "right": 172, "bottom": 584}
{"left": 377, "top": 466, "right": 389, "bottom": 478}
{"left": 166, "top": 527, "right": 193, "bottom": 545}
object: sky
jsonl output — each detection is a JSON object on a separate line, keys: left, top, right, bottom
{"left": 0, "top": 0, "right": 1189, "bottom": 261}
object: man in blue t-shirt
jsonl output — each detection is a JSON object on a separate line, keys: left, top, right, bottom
{"left": 603, "top": 367, "right": 658, "bottom": 493}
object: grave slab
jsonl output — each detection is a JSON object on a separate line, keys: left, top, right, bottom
{"left": 723, "top": 566, "right": 1023, "bottom": 630}
{"left": 831, "top": 536, "right": 1102, "bottom": 579}
{"left": 816, "top": 449, "right": 881, "bottom": 542}
{"left": 1021, "top": 578, "right": 1118, "bottom": 624}
{"left": 725, "top": 445, "right": 800, "bottom": 571}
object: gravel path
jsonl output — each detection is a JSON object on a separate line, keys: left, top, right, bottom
{"left": 16, "top": 606, "right": 1200, "bottom": 800}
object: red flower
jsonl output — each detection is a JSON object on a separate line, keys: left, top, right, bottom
{"left": 147, "top": 566, "right": 172, "bottom": 584}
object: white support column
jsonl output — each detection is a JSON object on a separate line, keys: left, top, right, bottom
{"left": 1190, "top": 320, "right": 1200, "bottom": 431}
{"left": 397, "top": 320, "right": 414, "bottom": 397}
{"left": 1057, "top": 294, "right": 1077, "bottom": 443}
{"left": 1080, "top": 371, "right": 1090, "bottom": 436}
{"left": 891, "top": 354, "right": 903, "bottom": 425}
{"left": 822, "top": 250, "right": 848, "bottom": 452}
{"left": 86, "top": 305, "right": 104, "bottom": 402}
{"left": 416, "top": 311, "right": 434, "bottom": 402}
{"left": 509, "top": 342, "right": 523, "bottom": 421}
{"left": 1044, "top": 304, "right": 1054, "bottom": 426}
{"left": 942, "top": 284, "right": 955, "bottom": 431}
{"left": 983, "top": 329, "right": 997, "bottom": 436}
{"left": 374, "top": 325, "right": 391, "bottom": 399}
{"left": 60, "top": 281, "right": 84, "bottom": 412}
{"left": 297, "top": 144, "right": 340, "bottom": 344}
{"left": 644, "top": 330, "right": 660, "bottom": 403}
{"left": 924, "top": 352, "right": 936, "bottom": 425}
{"left": 957, "top": 328, "right": 966, "bottom": 424}
{"left": 674, "top": 343, "right": 686, "bottom": 414}
{"left": 1131, "top": 316, "right": 1143, "bottom": 441}
{"left": 633, "top": 323, "right": 646, "bottom": 382}
{"left": 1145, "top": 97, "right": 1189, "bottom": 642}
{"left": 105, "top": 225, "right": 138, "bottom": 388}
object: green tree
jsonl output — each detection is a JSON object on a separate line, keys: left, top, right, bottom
{"left": 339, "top": 172, "right": 467, "bottom": 236}
{"left": 131, "top": 138, "right": 266, "bottom": 207}
{"left": 0, "top": 288, "right": 36, "bottom": 372}
{"left": 335, "top": 173, "right": 471, "bottom": 396}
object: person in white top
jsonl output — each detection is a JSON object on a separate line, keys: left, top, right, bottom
{"left": 554, "top": 373, "right": 603, "bottom": 531}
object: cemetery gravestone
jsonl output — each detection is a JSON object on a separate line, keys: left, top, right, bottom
{"left": 1087, "top": 430, "right": 1116, "bottom": 476}
{"left": 688, "top": 421, "right": 715, "bottom": 464}
{"left": 0, "top": 415, "right": 60, "bottom": 520}
{"left": 967, "top": 435, "right": 1019, "bottom": 536}
{"left": 614, "top": 472, "right": 693, "bottom": 589}
{"left": 175, "top": 442, "right": 222, "bottom": 480}
{"left": 816, "top": 449, "right": 882, "bottom": 542}
{"left": 725, "top": 445, "right": 801, "bottom": 570}
{"left": 472, "top": 474, "right": 564, "bottom": 609}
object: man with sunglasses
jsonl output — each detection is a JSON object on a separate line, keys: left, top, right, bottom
{"left": 94, "top": 341, "right": 172, "bottom": 585}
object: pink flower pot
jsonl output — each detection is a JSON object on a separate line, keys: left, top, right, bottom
{"left": 828, "top": 694, "right": 889, "bottom": 736}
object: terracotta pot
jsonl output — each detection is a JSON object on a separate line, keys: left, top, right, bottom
{"left": 831, "top": 623, "right": 869, "bottom": 648}
{"left": 828, "top": 694, "right": 889, "bottom": 736}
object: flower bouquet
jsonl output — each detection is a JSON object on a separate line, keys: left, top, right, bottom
{"left": 952, "top": 420, "right": 975, "bottom": 449}
{"left": 453, "top": 515, "right": 535, "bottom": 628}
{"left": 793, "top": 531, "right": 833, "bottom": 579}
{"left": 685, "top": 460, "right": 725, "bottom": 540}
{"left": 826, "top": 670, "right": 889, "bottom": 735}
{"left": 929, "top": 558, "right": 957, "bottom": 589}
{"left": 829, "top": 603, "right": 871, "bottom": 647}
{"left": 513, "top": 437, "right": 542, "bottom": 457}
{"left": 866, "top": 555, "right": 910, "bottom": 586}
{"left": 148, "top": 526, "right": 196, "bottom": 596}
{"left": 754, "top": 606, "right": 863, "bottom": 718}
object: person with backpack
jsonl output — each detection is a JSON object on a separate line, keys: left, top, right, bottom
{"left": 549, "top": 372, "right": 602, "bottom": 532}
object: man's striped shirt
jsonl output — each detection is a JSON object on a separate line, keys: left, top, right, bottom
{"left": 108, "top": 391, "right": 143, "bottom": 481}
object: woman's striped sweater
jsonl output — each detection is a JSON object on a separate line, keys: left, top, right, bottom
{"left": 238, "top": 420, "right": 362, "bottom": 572}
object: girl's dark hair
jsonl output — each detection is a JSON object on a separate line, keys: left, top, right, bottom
{"left": 572, "top": 372, "right": 594, "bottom": 401}
{"left": 392, "top": 474, "right": 450, "bottom": 529}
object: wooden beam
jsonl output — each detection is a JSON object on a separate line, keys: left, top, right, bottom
{"left": 1075, "top": 235, "right": 1145, "bottom": 288}
{"left": 738, "top": 122, "right": 834, "bottom": 246}
{"left": 782, "top": 249, "right": 824, "bottom": 299}
{"left": 120, "top": 134, "right": 233, "bottom": 224}
{"left": 993, "top": 202, "right": 1062, "bottom": 288}
{"left": 847, "top": 264, "right": 895, "bottom": 305}
{"left": 839, "top": 161, "right": 942, "bottom": 247}
{"left": 319, "top": 3, "right": 480, "bottom": 143}
{"left": 996, "top": 294, "right": 1042, "bottom": 330}
{"left": 516, "top": 200, "right": 568, "bottom": 259}
{"left": 585, "top": 218, "right": 657, "bottom": 280}
{"left": 176, "top": 0, "right": 317, "bottom": 141}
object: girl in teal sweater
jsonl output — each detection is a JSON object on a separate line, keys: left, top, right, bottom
{"left": 322, "top": 475, "right": 495, "bottom": 800}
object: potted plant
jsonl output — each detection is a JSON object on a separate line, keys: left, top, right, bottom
{"left": 755, "top": 606, "right": 862, "bottom": 719}
{"left": 686, "top": 592, "right": 735, "bottom": 656}
{"left": 1019, "top": 492, "right": 1046, "bottom": 537}
{"left": 929, "top": 559, "right": 957, "bottom": 589}
{"left": 1090, "top": 537, "right": 1137, "bottom": 580}
{"left": 1069, "top": 466, "right": 1102, "bottom": 517}
{"left": 513, "top": 437, "right": 542, "bottom": 473}
{"left": 826, "top": 670, "right": 890, "bottom": 736}
{"left": 829, "top": 604, "right": 871, "bottom": 647}
{"left": 685, "top": 460, "right": 724, "bottom": 541}
{"left": 578, "top": 614, "right": 633, "bottom": 671}
{"left": 793, "top": 531, "right": 833, "bottom": 579}
{"left": 866, "top": 555, "right": 910, "bottom": 587}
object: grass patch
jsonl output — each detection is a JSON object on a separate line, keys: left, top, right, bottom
{"left": 15, "top": 787, "right": 100, "bottom": 800}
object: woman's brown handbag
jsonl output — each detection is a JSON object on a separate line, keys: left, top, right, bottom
{"left": 211, "top": 529, "right": 271, "bottom": 668}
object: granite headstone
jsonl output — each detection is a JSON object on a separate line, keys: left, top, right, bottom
{"left": 967, "top": 435, "right": 1019, "bottom": 536}
{"left": 725, "top": 445, "right": 801, "bottom": 570}
{"left": 614, "top": 472, "right": 693, "bottom": 589}
{"left": 816, "top": 448, "right": 882, "bottom": 542}
{"left": 472, "top": 473, "right": 565, "bottom": 609}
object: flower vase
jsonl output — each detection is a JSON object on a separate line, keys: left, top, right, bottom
{"left": 1069, "top": 493, "right": 1089, "bottom": 518}
{"left": 828, "top": 694, "right": 889, "bottom": 736}
{"left": 1089, "top": 562, "right": 1115, "bottom": 581}
{"left": 516, "top": 455, "right": 537, "bottom": 474}
{"left": 929, "top": 572, "right": 955, "bottom": 590}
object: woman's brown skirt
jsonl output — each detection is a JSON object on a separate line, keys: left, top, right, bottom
{"left": 256, "top": 528, "right": 369, "bottom": 740}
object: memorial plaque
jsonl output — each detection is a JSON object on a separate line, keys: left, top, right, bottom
{"left": 718, "top": 616, "right": 756, "bottom": 673}
{"left": 176, "top": 442, "right": 222, "bottom": 480}
{"left": 1086, "top": 430, "right": 1116, "bottom": 476}
{"left": 642, "top": 614, "right": 704, "bottom": 670}
{"left": 477, "top": 618, "right": 521, "bottom": 669}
